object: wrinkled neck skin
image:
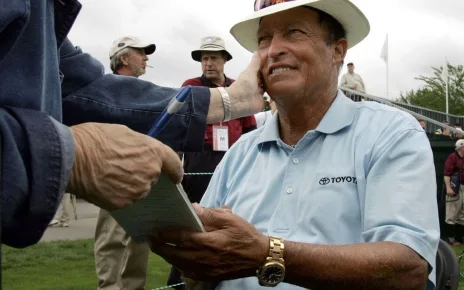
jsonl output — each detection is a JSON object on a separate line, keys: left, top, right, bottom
{"left": 276, "top": 77, "right": 338, "bottom": 147}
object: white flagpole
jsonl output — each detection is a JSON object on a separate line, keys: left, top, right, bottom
{"left": 445, "top": 58, "right": 449, "bottom": 115}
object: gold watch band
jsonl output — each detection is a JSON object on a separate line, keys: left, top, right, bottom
{"left": 269, "top": 236, "right": 284, "bottom": 260}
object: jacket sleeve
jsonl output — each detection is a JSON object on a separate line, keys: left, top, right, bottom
{"left": 59, "top": 38, "right": 210, "bottom": 152}
{"left": 0, "top": 107, "right": 75, "bottom": 248}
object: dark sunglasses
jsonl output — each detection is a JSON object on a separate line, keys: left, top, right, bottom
{"left": 254, "top": 0, "right": 297, "bottom": 12}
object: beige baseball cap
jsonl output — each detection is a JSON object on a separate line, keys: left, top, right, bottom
{"left": 456, "top": 139, "right": 464, "bottom": 150}
{"left": 191, "top": 36, "right": 233, "bottom": 62}
{"left": 109, "top": 36, "right": 156, "bottom": 59}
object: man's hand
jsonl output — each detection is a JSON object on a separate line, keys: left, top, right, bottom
{"left": 447, "top": 187, "right": 456, "bottom": 196}
{"left": 227, "top": 52, "right": 265, "bottom": 119}
{"left": 67, "top": 123, "right": 183, "bottom": 210}
{"left": 148, "top": 204, "right": 269, "bottom": 281}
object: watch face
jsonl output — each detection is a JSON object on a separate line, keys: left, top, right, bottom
{"left": 262, "top": 264, "right": 285, "bottom": 285}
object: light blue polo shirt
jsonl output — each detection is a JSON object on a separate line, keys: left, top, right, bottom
{"left": 200, "top": 90, "right": 440, "bottom": 290}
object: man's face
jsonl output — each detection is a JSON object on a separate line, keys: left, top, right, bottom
{"left": 257, "top": 7, "right": 346, "bottom": 99}
{"left": 123, "top": 48, "right": 149, "bottom": 77}
{"left": 419, "top": 120, "right": 426, "bottom": 128}
{"left": 347, "top": 64, "right": 354, "bottom": 73}
{"left": 201, "top": 51, "right": 226, "bottom": 82}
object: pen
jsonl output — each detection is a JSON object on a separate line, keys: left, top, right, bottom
{"left": 147, "top": 86, "right": 192, "bottom": 138}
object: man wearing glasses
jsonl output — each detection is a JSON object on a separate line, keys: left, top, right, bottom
{"left": 149, "top": 0, "right": 439, "bottom": 289}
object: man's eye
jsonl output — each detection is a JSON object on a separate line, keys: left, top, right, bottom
{"left": 289, "top": 29, "right": 303, "bottom": 34}
{"left": 258, "top": 36, "right": 271, "bottom": 46}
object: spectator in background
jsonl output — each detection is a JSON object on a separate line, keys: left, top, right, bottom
{"left": 94, "top": 35, "right": 156, "bottom": 290}
{"left": 418, "top": 119, "right": 426, "bottom": 130}
{"left": 49, "top": 193, "right": 73, "bottom": 227}
{"left": 443, "top": 139, "right": 464, "bottom": 246}
{"left": 435, "top": 120, "right": 452, "bottom": 136}
{"left": 455, "top": 123, "right": 464, "bottom": 138}
{"left": 180, "top": 36, "right": 257, "bottom": 204}
{"left": 340, "top": 62, "right": 365, "bottom": 93}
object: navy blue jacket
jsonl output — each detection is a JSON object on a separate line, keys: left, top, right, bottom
{"left": 0, "top": 0, "right": 210, "bottom": 248}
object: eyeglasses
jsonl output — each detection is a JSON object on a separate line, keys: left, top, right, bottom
{"left": 254, "top": 0, "right": 297, "bottom": 12}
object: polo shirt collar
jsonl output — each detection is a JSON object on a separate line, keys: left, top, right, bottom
{"left": 257, "top": 90, "right": 357, "bottom": 145}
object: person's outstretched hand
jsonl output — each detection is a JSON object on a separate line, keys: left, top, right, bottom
{"left": 67, "top": 122, "right": 183, "bottom": 210}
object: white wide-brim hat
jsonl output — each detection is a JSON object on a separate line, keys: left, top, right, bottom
{"left": 230, "top": 0, "right": 370, "bottom": 52}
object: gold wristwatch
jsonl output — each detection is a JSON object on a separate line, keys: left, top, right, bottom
{"left": 257, "top": 236, "right": 285, "bottom": 287}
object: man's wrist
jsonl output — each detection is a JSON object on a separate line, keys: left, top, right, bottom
{"left": 224, "top": 84, "right": 246, "bottom": 120}
{"left": 66, "top": 126, "right": 84, "bottom": 199}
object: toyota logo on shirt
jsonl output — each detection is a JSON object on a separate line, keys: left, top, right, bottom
{"left": 319, "top": 176, "right": 357, "bottom": 185}
{"left": 319, "top": 177, "right": 330, "bottom": 185}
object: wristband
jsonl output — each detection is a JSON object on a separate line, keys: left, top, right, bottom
{"left": 217, "top": 87, "right": 231, "bottom": 122}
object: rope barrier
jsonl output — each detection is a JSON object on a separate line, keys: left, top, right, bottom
{"left": 184, "top": 172, "right": 214, "bottom": 176}
{"left": 151, "top": 282, "right": 185, "bottom": 290}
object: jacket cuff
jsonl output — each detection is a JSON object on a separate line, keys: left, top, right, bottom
{"left": 48, "top": 117, "right": 75, "bottom": 195}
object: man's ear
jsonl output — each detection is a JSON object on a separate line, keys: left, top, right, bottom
{"left": 120, "top": 54, "right": 129, "bottom": 66}
{"left": 333, "top": 38, "right": 348, "bottom": 66}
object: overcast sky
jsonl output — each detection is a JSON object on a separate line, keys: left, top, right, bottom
{"left": 70, "top": 0, "right": 464, "bottom": 100}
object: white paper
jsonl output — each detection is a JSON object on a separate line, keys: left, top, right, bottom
{"left": 110, "top": 173, "right": 205, "bottom": 243}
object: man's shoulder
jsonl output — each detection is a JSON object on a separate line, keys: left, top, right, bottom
{"left": 352, "top": 101, "right": 424, "bottom": 136}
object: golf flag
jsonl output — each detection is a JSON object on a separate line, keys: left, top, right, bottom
{"left": 380, "top": 34, "right": 388, "bottom": 63}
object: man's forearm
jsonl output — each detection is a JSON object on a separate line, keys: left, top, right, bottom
{"left": 283, "top": 241, "right": 428, "bottom": 290}
{"left": 444, "top": 176, "right": 452, "bottom": 189}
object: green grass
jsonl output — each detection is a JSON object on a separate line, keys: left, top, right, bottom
{"left": 3, "top": 239, "right": 464, "bottom": 289}
{"left": 452, "top": 245, "right": 464, "bottom": 290}
{"left": 2, "top": 239, "right": 173, "bottom": 290}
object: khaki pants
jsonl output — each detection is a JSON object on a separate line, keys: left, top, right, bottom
{"left": 446, "top": 186, "right": 464, "bottom": 225}
{"left": 94, "top": 208, "right": 150, "bottom": 290}
{"left": 54, "top": 193, "right": 71, "bottom": 223}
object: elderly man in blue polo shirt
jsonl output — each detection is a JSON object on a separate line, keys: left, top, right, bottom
{"left": 149, "top": 0, "right": 440, "bottom": 289}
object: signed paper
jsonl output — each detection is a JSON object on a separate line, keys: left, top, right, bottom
{"left": 110, "top": 173, "right": 205, "bottom": 243}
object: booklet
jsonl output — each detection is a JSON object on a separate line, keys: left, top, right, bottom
{"left": 110, "top": 173, "right": 205, "bottom": 243}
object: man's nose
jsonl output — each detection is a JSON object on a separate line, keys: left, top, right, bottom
{"left": 206, "top": 59, "right": 214, "bottom": 66}
{"left": 143, "top": 55, "right": 149, "bottom": 61}
{"left": 267, "top": 34, "right": 287, "bottom": 60}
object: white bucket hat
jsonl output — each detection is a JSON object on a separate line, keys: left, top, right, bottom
{"left": 109, "top": 36, "right": 156, "bottom": 59}
{"left": 230, "top": 0, "right": 370, "bottom": 52}
{"left": 191, "top": 36, "right": 233, "bottom": 62}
